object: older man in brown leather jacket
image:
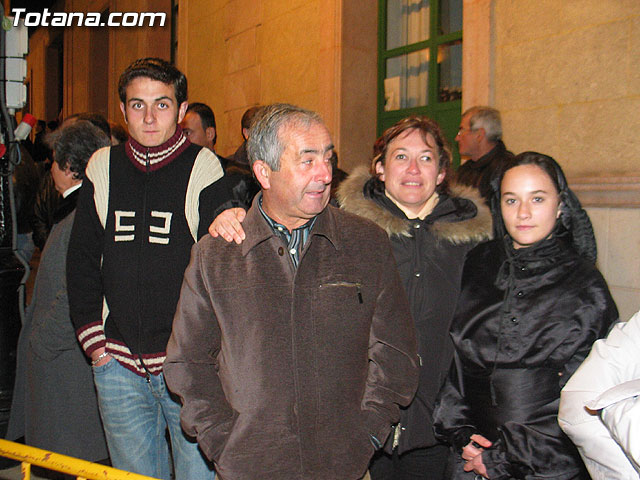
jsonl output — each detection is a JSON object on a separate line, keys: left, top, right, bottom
{"left": 164, "top": 103, "right": 419, "bottom": 480}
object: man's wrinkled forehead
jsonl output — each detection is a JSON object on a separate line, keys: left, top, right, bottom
{"left": 278, "top": 119, "right": 333, "bottom": 151}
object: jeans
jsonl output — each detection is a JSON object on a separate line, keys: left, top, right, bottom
{"left": 93, "top": 358, "right": 215, "bottom": 480}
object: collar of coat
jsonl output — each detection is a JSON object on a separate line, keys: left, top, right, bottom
{"left": 335, "top": 166, "right": 493, "bottom": 244}
{"left": 462, "top": 140, "right": 510, "bottom": 172}
{"left": 125, "top": 125, "right": 190, "bottom": 173}
{"left": 53, "top": 188, "right": 80, "bottom": 225}
{"left": 240, "top": 193, "right": 340, "bottom": 257}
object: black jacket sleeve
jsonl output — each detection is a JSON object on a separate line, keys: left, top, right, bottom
{"left": 66, "top": 177, "right": 107, "bottom": 356}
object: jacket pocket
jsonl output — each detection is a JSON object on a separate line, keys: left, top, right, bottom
{"left": 319, "top": 280, "right": 363, "bottom": 304}
{"left": 313, "top": 277, "right": 371, "bottom": 337}
{"left": 216, "top": 412, "right": 297, "bottom": 476}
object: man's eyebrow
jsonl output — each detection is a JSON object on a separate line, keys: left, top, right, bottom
{"left": 127, "top": 95, "right": 173, "bottom": 104}
{"left": 300, "top": 144, "right": 334, "bottom": 155}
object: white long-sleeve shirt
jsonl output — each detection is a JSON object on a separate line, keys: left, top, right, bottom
{"left": 559, "top": 310, "right": 640, "bottom": 480}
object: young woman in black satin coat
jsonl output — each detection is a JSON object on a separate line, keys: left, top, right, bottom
{"left": 433, "top": 152, "right": 618, "bottom": 479}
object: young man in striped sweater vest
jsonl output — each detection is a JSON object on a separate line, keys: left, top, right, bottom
{"left": 67, "top": 58, "right": 232, "bottom": 479}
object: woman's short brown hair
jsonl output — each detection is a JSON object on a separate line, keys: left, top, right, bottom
{"left": 371, "top": 116, "right": 452, "bottom": 194}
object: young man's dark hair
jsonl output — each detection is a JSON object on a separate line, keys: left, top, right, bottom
{"left": 186, "top": 102, "right": 217, "bottom": 144}
{"left": 117, "top": 57, "right": 187, "bottom": 105}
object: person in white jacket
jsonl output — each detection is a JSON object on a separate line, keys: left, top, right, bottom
{"left": 559, "top": 309, "right": 640, "bottom": 479}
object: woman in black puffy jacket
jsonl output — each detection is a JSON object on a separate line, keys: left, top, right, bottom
{"left": 337, "top": 116, "right": 493, "bottom": 480}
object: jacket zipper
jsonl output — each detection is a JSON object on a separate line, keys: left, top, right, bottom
{"left": 136, "top": 149, "right": 152, "bottom": 379}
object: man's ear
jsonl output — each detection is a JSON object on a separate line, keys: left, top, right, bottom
{"left": 177, "top": 102, "right": 188, "bottom": 124}
{"left": 253, "top": 160, "right": 271, "bottom": 190}
{"left": 120, "top": 102, "right": 127, "bottom": 123}
{"left": 205, "top": 127, "right": 216, "bottom": 143}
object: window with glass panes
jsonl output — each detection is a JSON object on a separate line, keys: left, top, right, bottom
{"left": 378, "top": 0, "right": 462, "bottom": 166}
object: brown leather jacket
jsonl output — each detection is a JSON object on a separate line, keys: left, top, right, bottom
{"left": 165, "top": 201, "right": 419, "bottom": 480}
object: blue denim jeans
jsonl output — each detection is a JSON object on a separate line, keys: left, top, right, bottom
{"left": 92, "top": 358, "right": 215, "bottom": 480}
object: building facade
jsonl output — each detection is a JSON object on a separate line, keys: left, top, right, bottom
{"left": 23, "top": 0, "right": 640, "bottom": 319}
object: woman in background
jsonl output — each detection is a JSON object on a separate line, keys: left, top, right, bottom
{"left": 7, "top": 120, "right": 110, "bottom": 466}
{"left": 434, "top": 152, "right": 618, "bottom": 479}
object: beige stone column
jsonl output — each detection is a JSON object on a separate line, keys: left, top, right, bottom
{"left": 461, "top": 0, "right": 492, "bottom": 110}
{"left": 337, "top": 0, "right": 378, "bottom": 172}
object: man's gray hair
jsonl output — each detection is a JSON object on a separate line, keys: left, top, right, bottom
{"left": 247, "top": 103, "right": 323, "bottom": 171}
{"left": 463, "top": 106, "right": 502, "bottom": 143}
{"left": 50, "top": 120, "right": 111, "bottom": 180}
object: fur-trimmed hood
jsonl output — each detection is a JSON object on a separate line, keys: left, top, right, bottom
{"left": 336, "top": 166, "right": 492, "bottom": 245}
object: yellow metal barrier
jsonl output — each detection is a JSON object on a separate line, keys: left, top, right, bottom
{"left": 0, "top": 439, "right": 159, "bottom": 479}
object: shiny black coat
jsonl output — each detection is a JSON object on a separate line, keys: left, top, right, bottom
{"left": 434, "top": 234, "right": 618, "bottom": 479}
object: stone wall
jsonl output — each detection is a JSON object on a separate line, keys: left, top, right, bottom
{"left": 464, "top": 0, "right": 640, "bottom": 321}
{"left": 176, "top": 0, "right": 377, "bottom": 170}
{"left": 493, "top": 0, "right": 640, "bottom": 178}
{"left": 588, "top": 206, "right": 640, "bottom": 322}
{"left": 24, "top": 1, "right": 640, "bottom": 318}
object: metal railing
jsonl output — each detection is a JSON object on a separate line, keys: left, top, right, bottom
{"left": 0, "top": 439, "right": 159, "bottom": 479}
